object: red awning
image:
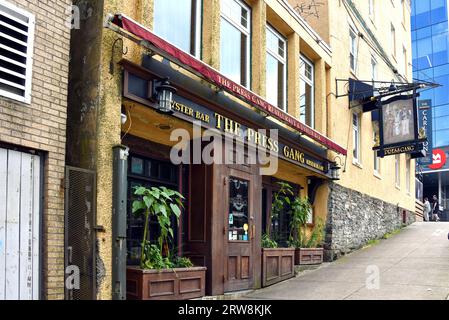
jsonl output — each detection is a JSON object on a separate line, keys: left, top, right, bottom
{"left": 107, "top": 14, "right": 347, "bottom": 156}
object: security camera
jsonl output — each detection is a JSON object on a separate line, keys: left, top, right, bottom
{"left": 121, "top": 113, "right": 128, "bottom": 125}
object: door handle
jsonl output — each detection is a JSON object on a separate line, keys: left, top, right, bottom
{"left": 251, "top": 225, "right": 256, "bottom": 240}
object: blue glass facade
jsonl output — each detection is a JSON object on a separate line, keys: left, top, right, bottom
{"left": 412, "top": 0, "right": 449, "bottom": 148}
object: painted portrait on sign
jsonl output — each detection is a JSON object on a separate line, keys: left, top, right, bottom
{"left": 382, "top": 98, "right": 415, "bottom": 145}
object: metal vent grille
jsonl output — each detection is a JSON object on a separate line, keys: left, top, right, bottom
{"left": 0, "top": 1, "right": 34, "bottom": 103}
{"left": 65, "top": 167, "right": 96, "bottom": 300}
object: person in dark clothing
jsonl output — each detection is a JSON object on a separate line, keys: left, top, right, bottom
{"left": 432, "top": 195, "right": 441, "bottom": 222}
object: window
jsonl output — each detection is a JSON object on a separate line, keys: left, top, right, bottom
{"left": 369, "top": 0, "right": 375, "bottom": 22}
{"left": 300, "top": 55, "right": 314, "bottom": 127}
{"left": 371, "top": 56, "right": 377, "bottom": 81}
{"left": 391, "top": 23, "right": 396, "bottom": 57}
{"left": 154, "top": 0, "right": 201, "bottom": 57}
{"left": 406, "top": 156, "right": 411, "bottom": 194}
{"left": 220, "top": 0, "right": 251, "bottom": 87}
{"left": 402, "top": 46, "right": 408, "bottom": 77}
{"left": 127, "top": 155, "right": 180, "bottom": 265}
{"left": 349, "top": 27, "right": 358, "bottom": 72}
{"left": 0, "top": 1, "right": 35, "bottom": 104}
{"left": 401, "top": 0, "right": 407, "bottom": 26}
{"left": 353, "top": 112, "right": 361, "bottom": 164}
{"left": 373, "top": 130, "right": 380, "bottom": 175}
{"left": 229, "top": 177, "right": 249, "bottom": 241}
{"left": 395, "top": 154, "right": 401, "bottom": 188}
{"left": 266, "top": 26, "right": 286, "bottom": 110}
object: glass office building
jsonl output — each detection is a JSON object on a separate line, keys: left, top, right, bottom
{"left": 411, "top": 0, "right": 449, "bottom": 220}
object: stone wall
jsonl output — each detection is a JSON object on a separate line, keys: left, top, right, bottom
{"left": 324, "top": 182, "right": 416, "bottom": 261}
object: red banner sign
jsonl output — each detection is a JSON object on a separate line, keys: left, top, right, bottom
{"left": 428, "top": 149, "right": 447, "bottom": 170}
{"left": 111, "top": 14, "right": 347, "bottom": 155}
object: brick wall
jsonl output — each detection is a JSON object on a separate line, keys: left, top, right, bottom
{"left": 0, "top": 0, "right": 72, "bottom": 300}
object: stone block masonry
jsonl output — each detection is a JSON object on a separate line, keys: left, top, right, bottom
{"left": 325, "top": 182, "right": 416, "bottom": 261}
{"left": 0, "top": 0, "right": 72, "bottom": 300}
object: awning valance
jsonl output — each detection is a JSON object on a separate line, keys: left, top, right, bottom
{"left": 105, "top": 14, "right": 347, "bottom": 156}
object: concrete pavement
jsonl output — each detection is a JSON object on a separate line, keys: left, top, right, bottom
{"left": 245, "top": 222, "right": 449, "bottom": 300}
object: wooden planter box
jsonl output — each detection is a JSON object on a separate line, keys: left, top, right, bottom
{"left": 262, "top": 248, "right": 295, "bottom": 287}
{"left": 126, "top": 266, "right": 207, "bottom": 300}
{"left": 295, "top": 248, "right": 324, "bottom": 265}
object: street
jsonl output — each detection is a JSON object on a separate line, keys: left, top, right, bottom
{"left": 245, "top": 222, "right": 449, "bottom": 300}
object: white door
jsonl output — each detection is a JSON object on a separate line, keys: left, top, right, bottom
{"left": 0, "top": 148, "right": 41, "bottom": 300}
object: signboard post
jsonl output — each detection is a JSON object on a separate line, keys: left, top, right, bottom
{"left": 417, "top": 100, "right": 433, "bottom": 165}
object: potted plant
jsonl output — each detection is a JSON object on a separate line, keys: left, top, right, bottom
{"left": 126, "top": 186, "right": 206, "bottom": 300}
{"left": 288, "top": 196, "right": 325, "bottom": 265}
{"left": 261, "top": 183, "right": 295, "bottom": 287}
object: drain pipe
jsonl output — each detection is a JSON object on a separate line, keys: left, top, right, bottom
{"left": 112, "top": 145, "right": 129, "bottom": 300}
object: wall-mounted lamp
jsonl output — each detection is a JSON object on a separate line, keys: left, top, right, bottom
{"left": 121, "top": 113, "right": 128, "bottom": 125}
{"left": 330, "top": 156, "right": 344, "bottom": 181}
{"left": 154, "top": 78, "right": 177, "bottom": 114}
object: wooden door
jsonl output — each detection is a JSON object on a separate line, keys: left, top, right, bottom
{"left": 0, "top": 148, "right": 41, "bottom": 300}
{"left": 224, "top": 168, "right": 257, "bottom": 292}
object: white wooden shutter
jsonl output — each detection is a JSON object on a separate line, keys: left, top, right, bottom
{"left": 0, "top": 1, "right": 35, "bottom": 104}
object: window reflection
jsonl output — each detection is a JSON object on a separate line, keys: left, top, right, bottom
{"left": 220, "top": 0, "right": 250, "bottom": 87}
{"left": 300, "top": 56, "right": 314, "bottom": 127}
{"left": 266, "top": 26, "right": 286, "bottom": 110}
{"left": 154, "top": 0, "right": 200, "bottom": 56}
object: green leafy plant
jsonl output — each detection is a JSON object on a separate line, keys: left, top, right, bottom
{"left": 262, "top": 233, "right": 278, "bottom": 248}
{"left": 271, "top": 182, "right": 294, "bottom": 222}
{"left": 288, "top": 197, "right": 325, "bottom": 249}
{"left": 132, "top": 186, "right": 193, "bottom": 270}
{"left": 173, "top": 256, "right": 194, "bottom": 268}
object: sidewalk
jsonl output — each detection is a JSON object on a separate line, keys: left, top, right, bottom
{"left": 244, "top": 222, "right": 449, "bottom": 300}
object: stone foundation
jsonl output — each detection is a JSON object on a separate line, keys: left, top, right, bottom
{"left": 324, "top": 183, "right": 415, "bottom": 261}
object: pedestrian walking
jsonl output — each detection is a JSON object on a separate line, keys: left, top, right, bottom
{"left": 423, "top": 197, "right": 431, "bottom": 222}
{"left": 432, "top": 195, "right": 441, "bottom": 222}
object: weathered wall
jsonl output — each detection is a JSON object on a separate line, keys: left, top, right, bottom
{"left": 0, "top": 0, "right": 72, "bottom": 299}
{"left": 325, "top": 182, "right": 416, "bottom": 261}
{"left": 67, "top": 0, "right": 104, "bottom": 170}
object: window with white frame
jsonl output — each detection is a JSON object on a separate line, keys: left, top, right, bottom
{"left": 395, "top": 154, "right": 401, "bottom": 188}
{"left": 0, "top": 1, "right": 35, "bottom": 104}
{"left": 391, "top": 23, "right": 396, "bottom": 57}
{"left": 154, "top": 0, "right": 202, "bottom": 57}
{"left": 401, "top": 0, "right": 406, "bottom": 26}
{"left": 266, "top": 26, "right": 286, "bottom": 110}
{"left": 353, "top": 112, "right": 361, "bottom": 164}
{"left": 402, "top": 46, "right": 408, "bottom": 77}
{"left": 369, "top": 0, "right": 375, "bottom": 22}
{"left": 349, "top": 27, "right": 358, "bottom": 72}
{"left": 406, "top": 156, "right": 411, "bottom": 194}
{"left": 220, "top": 0, "right": 251, "bottom": 87}
{"left": 300, "top": 55, "right": 314, "bottom": 127}
{"left": 371, "top": 56, "right": 377, "bottom": 82}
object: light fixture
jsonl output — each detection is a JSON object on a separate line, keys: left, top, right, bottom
{"left": 121, "top": 113, "right": 128, "bottom": 125}
{"left": 330, "top": 156, "right": 344, "bottom": 181}
{"left": 155, "top": 78, "right": 177, "bottom": 114}
{"left": 330, "top": 162, "right": 341, "bottom": 181}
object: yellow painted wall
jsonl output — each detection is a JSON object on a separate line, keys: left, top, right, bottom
{"left": 325, "top": 0, "right": 416, "bottom": 213}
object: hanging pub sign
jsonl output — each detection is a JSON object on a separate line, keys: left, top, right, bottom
{"left": 373, "top": 92, "right": 427, "bottom": 158}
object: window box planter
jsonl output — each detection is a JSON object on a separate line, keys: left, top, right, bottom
{"left": 295, "top": 248, "right": 324, "bottom": 265}
{"left": 261, "top": 248, "right": 295, "bottom": 287}
{"left": 126, "top": 266, "right": 207, "bottom": 300}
